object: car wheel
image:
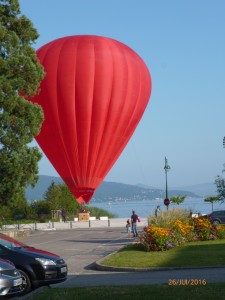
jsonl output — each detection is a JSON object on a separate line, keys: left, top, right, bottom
{"left": 18, "top": 269, "right": 32, "bottom": 295}
{"left": 213, "top": 220, "right": 220, "bottom": 225}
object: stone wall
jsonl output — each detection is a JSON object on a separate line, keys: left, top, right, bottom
{"left": 0, "top": 229, "right": 32, "bottom": 239}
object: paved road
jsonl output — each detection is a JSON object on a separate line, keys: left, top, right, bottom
{"left": 20, "top": 227, "right": 225, "bottom": 288}
{"left": 21, "top": 227, "right": 131, "bottom": 274}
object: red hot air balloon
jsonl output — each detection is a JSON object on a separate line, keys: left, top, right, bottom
{"left": 29, "top": 35, "right": 152, "bottom": 204}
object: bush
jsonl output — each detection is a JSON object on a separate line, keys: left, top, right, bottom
{"left": 88, "top": 207, "right": 117, "bottom": 219}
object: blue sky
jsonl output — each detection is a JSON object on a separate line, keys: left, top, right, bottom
{"left": 19, "top": 0, "right": 225, "bottom": 188}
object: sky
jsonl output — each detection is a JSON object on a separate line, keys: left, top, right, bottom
{"left": 19, "top": 0, "right": 225, "bottom": 188}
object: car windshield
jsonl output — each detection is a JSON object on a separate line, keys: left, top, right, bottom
{"left": 0, "top": 234, "right": 28, "bottom": 249}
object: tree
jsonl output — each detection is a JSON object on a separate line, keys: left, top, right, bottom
{"left": 215, "top": 163, "right": 225, "bottom": 202}
{"left": 29, "top": 199, "right": 51, "bottom": 218}
{"left": 0, "top": 0, "right": 45, "bottom": 206}
{"left": 204, "top": 196, "right": 220, "bottom": 212}
{"left": 170, "top": 195, "right": 186, "bottom": 205}
{"left": 44, "top": 182, "right": 80, "bottom": 213}
{"left": 215, "top": 175, "right": 225, "bottom": 201}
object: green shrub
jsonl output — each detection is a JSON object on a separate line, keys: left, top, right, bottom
{"left": 88, "top": 207, "right": 117, "bottom": 219}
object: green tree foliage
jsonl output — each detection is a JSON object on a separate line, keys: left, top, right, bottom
{"left": 204, "top": 196, "right": 220, "bottom": 212}
{"left": 0, "top": 195, "right": 28, "bottom": 219}
{"left": 215, "top": 163, "right": 225, "bottom": 202}
{"left": 0, "top": 0, "right": 45, "bottom": 206}
{"left": 29, "top": 199, "right": 51, "bottom": 218}
{"left": 44, "top": 182, "right": 80, "bottom": 213}
{"left": 170, "top": 195, "right": 186, "bottom": 205}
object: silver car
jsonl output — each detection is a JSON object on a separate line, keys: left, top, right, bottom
{"left": 0, "top": 258, "right": 22, "bottom": 296}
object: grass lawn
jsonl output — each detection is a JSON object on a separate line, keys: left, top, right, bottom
{"left": 33, "top": 284, "right": 225, "bottom": 300}
{"left": 101, "top": 239, "right": 225, "bottom": 268}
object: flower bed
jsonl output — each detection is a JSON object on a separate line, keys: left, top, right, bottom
{"left": 137, "top": 216, "right": 225, "bottom": 252}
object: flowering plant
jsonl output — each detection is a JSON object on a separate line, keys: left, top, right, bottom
{"left": 214, "top": 225, "right": 225, "bottom": 239}
{"left": 170, "top": 220, "right": 194, "bottom": 246}
{"left": 138, "top": 225, "right": 170, "bottom": 251}
{"left": 192, "top": 217, "right": 212, "bottom": 241}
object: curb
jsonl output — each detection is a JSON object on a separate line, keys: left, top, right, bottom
{"left": 95, "top": 261, "right": 225, "bottom": 273}
{"left": 94, "top": 249, "right": 225, "bottom": 273}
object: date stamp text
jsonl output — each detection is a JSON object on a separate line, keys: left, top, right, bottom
{"left": 168, "top": 279, "right": 207, "bottom": 286}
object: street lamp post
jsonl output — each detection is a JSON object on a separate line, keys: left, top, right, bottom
{"left": 164, "top": 157, "right": 171, "bottom": 210}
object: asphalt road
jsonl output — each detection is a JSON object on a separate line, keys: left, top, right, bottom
{"left": 20, "top": 227, "right": 225, "bottom": 288}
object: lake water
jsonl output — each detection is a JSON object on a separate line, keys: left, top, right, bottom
{"left": 89, "top": 197, "right": 225, "bottom": 218}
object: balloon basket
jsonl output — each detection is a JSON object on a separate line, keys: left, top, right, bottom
{"left": 78, "top": 213, "right": 90, "bottom": 222}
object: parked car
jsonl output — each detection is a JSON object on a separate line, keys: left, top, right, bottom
{"left": 207, "top": 210, "right": 225, "bottom": 225}
{"left": 0, "top": 258, "right": 22, "bottom": 296}
{"left": 0, "top": 234, "right": 67, "bottom": 295}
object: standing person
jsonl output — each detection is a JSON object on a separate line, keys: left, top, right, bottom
{"left": 155, "top": 205, "right": 161, "bottom": 217}
{"left": 126, "top": 219, "right": 131, "bottom": 237}
{"left": 61, "top": 209, "right": 67, "bottom": 223}
{"left": 131, "top": 210, "right": 139, "bottom": 237}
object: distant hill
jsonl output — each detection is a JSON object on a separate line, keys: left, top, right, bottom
{"left": 136, "top": 182, "right": 218, "bottom": 198}
{"left": 25, "top": 175, "right": 63, "bottom": 201}
{"left": 26, "top": 175, "right": 200, "bottom": 202}
{"left": 172, "top": 183, "right": 217, "bottom": 197}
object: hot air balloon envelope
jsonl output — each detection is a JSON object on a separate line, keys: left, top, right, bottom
{"left": 29, "top": 35, "right": 152, "bottom": 204}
